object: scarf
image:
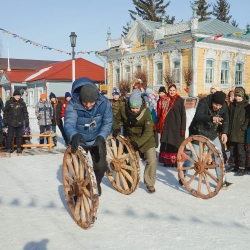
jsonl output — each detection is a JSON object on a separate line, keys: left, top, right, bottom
{"left": 167, "top": 94, "right": 180, "bottom": 111}
{"left": 125, "top": 105, "right": 140, "bottom": 126}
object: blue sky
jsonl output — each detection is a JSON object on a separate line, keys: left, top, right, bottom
{"left": 0, "top": 0, "right": 249, "bottom": 67}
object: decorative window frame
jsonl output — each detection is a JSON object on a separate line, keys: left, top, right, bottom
{"left": 28, "top": 89, "right": 34, "bottom": 106}
{"left": 170, "top": 50, "right": 182, "bottom": 89}
{"left": 133, "top": 56, "right": 142, "bottom": 73}
{"left": 204, "top": 49, "right": 217, "bottom": 89}
{"left": 122, "top": 58, "right": 131, "bottom": 81}
{"left": 233, "top": 53, "right": 245, "bottom": 88}
{"left": 113, "top": 60, "right": 120, "bottom": 86}
{"left": 219, "top": 51, "right": 232, "bottom": 91}
{"left": 153, "top": 53, "right": 164, "bottom": 87}
{"left": 141, "top": 30, "right": 146, "bottom": 46}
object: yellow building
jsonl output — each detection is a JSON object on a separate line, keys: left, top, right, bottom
{"left": 100, "top": 5, "right": 250, "bottom": 97}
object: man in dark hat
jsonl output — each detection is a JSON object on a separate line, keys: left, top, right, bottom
{"left": 64, "top": 77, "right": 113, "bottom": 196}
{"left": 183, "top": 91, "right": 234, "bottom": 189}
{"left": 112, "top": 89, "right": 157, "bottom": 193}
{"left": 4, "top": 89, "right": 29, "bottom": 155}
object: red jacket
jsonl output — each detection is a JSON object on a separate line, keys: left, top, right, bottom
{"left": 157, "top": 95, "right": 170, "bottom": 134}
{"left": 60, "top": 99, "right": 68, "bottom": 118}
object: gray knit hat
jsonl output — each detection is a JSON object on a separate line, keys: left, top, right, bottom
{"left": 129, "top": 89, "right": 142, "bottom": 108}
{"left": 80, "top": 84, "right": 98, "bottom": 102}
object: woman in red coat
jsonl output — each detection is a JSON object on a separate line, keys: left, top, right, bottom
{"left": 157, "top": 84, "right": 186, "bottom": 166}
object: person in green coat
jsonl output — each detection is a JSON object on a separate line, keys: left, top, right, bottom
{"left": 227, "top": 87, "right": 250, "bottom": 176}
{"left": 112, "top": 89, "right": 157, "bottom": 193}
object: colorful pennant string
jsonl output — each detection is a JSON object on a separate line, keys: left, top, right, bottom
{"left": 1, "top": 27, "right": 250, "bottom": 56}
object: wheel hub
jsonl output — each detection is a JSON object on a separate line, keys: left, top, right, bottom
{"left": 71, "top": 180, "right": 85, "bottom": 197}
{"left": 194, "top": 161, "right": 205, "bottom": 174}
{"left": 110, "top": 159, "right": 121, "bottom": 172}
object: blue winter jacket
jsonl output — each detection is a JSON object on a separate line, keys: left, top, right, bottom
{"left": 64, "top": 77, "right": 113, "bottom": 146}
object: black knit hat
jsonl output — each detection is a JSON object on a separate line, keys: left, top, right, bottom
{"left": 158, "top": 86, "right": 166, "bottom": 93}
{"left": 212, "top": 91, "right": 226, "bottom": 105}
{"left": 80, "top": 84, "right": 98, "bottom": 102}
{"left": 13, "top": 89, "right": 21, "bottom": 96}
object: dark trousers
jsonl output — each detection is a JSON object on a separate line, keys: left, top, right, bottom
{"left": 229, "top": 141, "right": 246, "bottom": 169}
{"left": 39, "top": 125, "right": 51, "bottom": 144}
{"left": 52, "top": 120, "right": 69, "bottom": 144}
{"left": 88, "top": 144, "right": 107, "bottom": 185}
{"left": 0, "top": 131, "right": 4, "bottom": 145}
{"left": 6, "top": 125, "right": 23, "bottom": 149}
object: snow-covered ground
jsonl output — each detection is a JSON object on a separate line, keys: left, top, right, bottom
{"left": 1, "top": 108, "right": 250, "bottom": 250}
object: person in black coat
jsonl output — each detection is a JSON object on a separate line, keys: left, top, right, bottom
{"left": 0, "top": 97, "right": 4, "bottom": 114}
{"left": 3, "top": 89, "right": 29, "bottom": 154}
{"left": 186, "top": 91, "right": 233, "bottom": 188}
{"left": 49, "top": 92, "right": 68, "bottom": 146}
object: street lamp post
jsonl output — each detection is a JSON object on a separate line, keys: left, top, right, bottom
{"left": 69, "top": 32, "right": 77, "bottom": 82}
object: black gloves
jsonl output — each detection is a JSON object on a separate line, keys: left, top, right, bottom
{"left": 93, "top": 136, "right": 105, "bottom": 157}
{"left": 25, "top": 121, "right": 29, "bottom": 127}
{"left": 130, "top": 141, "right": 139, "bottom": 151}
{"left": 112, "top": 129, "right": 120, "bottom": 138}
{"left": 71, "top": 133, "right": 86, "bottom": 152}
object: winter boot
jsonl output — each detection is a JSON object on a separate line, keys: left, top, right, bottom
{"left": 97, "top": 183, "right": 102, "bottom": 197}
{"left": 16, "top": 148, "right": 22, "bottom": 155}
{"left": 236, "top": 169, "right": 247, "bottom": 176}
{"left": 6, "top": 149, "right": 13, "bottom": 157}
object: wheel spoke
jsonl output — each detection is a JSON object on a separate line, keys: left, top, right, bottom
{"left": 204, "top": 164, "right": 219, "bottom": 169}
{"left": 75, "top": 196, "right": 81, "bottom": 215}
{"left": 66, "top": 159, "right": 76, "bottom": 178}
{"left": 82, "top": 176, "right": 90, "bottom": 187}
{"left": 180, "top": 166, "right": 194, "bottom": 171}
{"left": 83, "top": 187, "right": 91, "bottom": 198}
{"left": 82, "top": 194, "right": 91, "bottom": 215}
{"left": 120, "top": 169, "right": 133, "bottom": 185}
{"left": 120, "top": 153, "right": 130, "bottom": 162}
{"left": 65, "top": 175, "right": 74, "bottom": 183}
{"left": 121, "top": 163, "right": 134, "bottom": 171}
{"left": 197, "top": 174, "right": 202, "bottom": 193}
{"left": 204, "top": 169, "right": 218, "bottom": 183}
{"left": 187, "top": 142, "right": 199, "bottom": 162}
{"left": 199, "top": 141, "right": 203, "bottom": 162}
{"left": 117, "top": 142, "right": 123, "bottom": 159}
{"left": 106, "top": 144, "right": 114, "bottom": 159}
{"left": 79, "top": 158, "right": 84, "bottom": 179}
{"left": 181, "top": 152, "right": 196, "bottom": 164}
{"left": 119, "top": 172, "right": 129, "bottom": 190}
{"left": 81, "top": 197, "right": 87, "bottom": 223}
{"left": 203, "top": 173, "right": 212, "bottom": 193}
{"left": 203, "top": 149, "right": 213, "bottom": 165}
{"left": 72, "top": 154, "right": 80, "bottom": 179}
{"left": 116, "top": 172, "right": 122, "bottom": 189}
{"left": 111, "top": 138, "right": 118, "bottom": 158}
{"left": 187, "top": 171, "right": 198, "bottom": 185}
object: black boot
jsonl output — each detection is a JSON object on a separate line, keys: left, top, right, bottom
{"left": 236, "top": 169, "right": 247, "bottom": 176}
{"left": 16, "top": 148, "right": 22, "bottom": 154}
{"left": 97, "top": 183, "right": 102, "bottom": 197}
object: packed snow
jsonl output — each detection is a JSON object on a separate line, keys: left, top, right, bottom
{"left": 0, "top": 107, "right": 250, "bottom": 250}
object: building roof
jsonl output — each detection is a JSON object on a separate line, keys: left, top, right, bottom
{"left": 3, "top": 70, "right": 35, "bottom": 83}
{"left": 25, "top": 57, "right": 104, "bottom": 82}
{"left": 0, "top": 58, "right": 60, "bottom": 70}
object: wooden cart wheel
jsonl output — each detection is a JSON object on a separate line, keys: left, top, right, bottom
{"left": 177, "top": 135, "right": 224, "bottom": 199}
{"left": 62, "top": 146, "right": 99, "bottom": 229}
{"left": 106, "top": 134, "right": 140, "bottom": 195}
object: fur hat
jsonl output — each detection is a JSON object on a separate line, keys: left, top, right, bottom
{"left": 65, "top": 92, "right": 71, "bottom": 99}
{"left": 212, "top": 91, "right": 226, "bottom": 105}
{"left": 80, "top": 84, "right": 98, "bottom": 102}
{"left": 40, "top": 93, "right": 47, "bottom": 99}
{"left": 49, "top": 92, "right": 56, "bottom": 99}
{"left": 129, "top": 89, "right": 142, "bottom": 108}
{"left": 13, "top": 89, "right": 21, "bottom": 96}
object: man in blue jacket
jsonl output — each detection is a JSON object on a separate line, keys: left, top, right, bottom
{"left": 64, "top": 77, "right": 113, "bottom": 196}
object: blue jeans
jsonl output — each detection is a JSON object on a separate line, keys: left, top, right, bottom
{"left": 182, "top": 137, "right": 226, "bottom": 182}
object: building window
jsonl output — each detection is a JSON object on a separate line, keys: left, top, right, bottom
{"left": 136, "top": 65, "right": 141, "bottom": 72}
{"left": 124, "top": 66, "right": 130, "bottom": 80}
{"left": 220, "top": 61, "right": 229, "bottom": 85}
{"left": 156, "top": 63, "right": 163, "bottom": 85}
{"left": 205, "top": 60, "right": 214, "bottom": 84}
{"left": 115, "top": 68, "right": 120, "bottom": 84}
{"left": 141, "top": 32, "right": 146, "bottom": 45}
{"left": 235, "top": 63, "right": 243, "bottom": 86}
{"left": 173, "top": 60, "right": 181, "bottom": 85}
